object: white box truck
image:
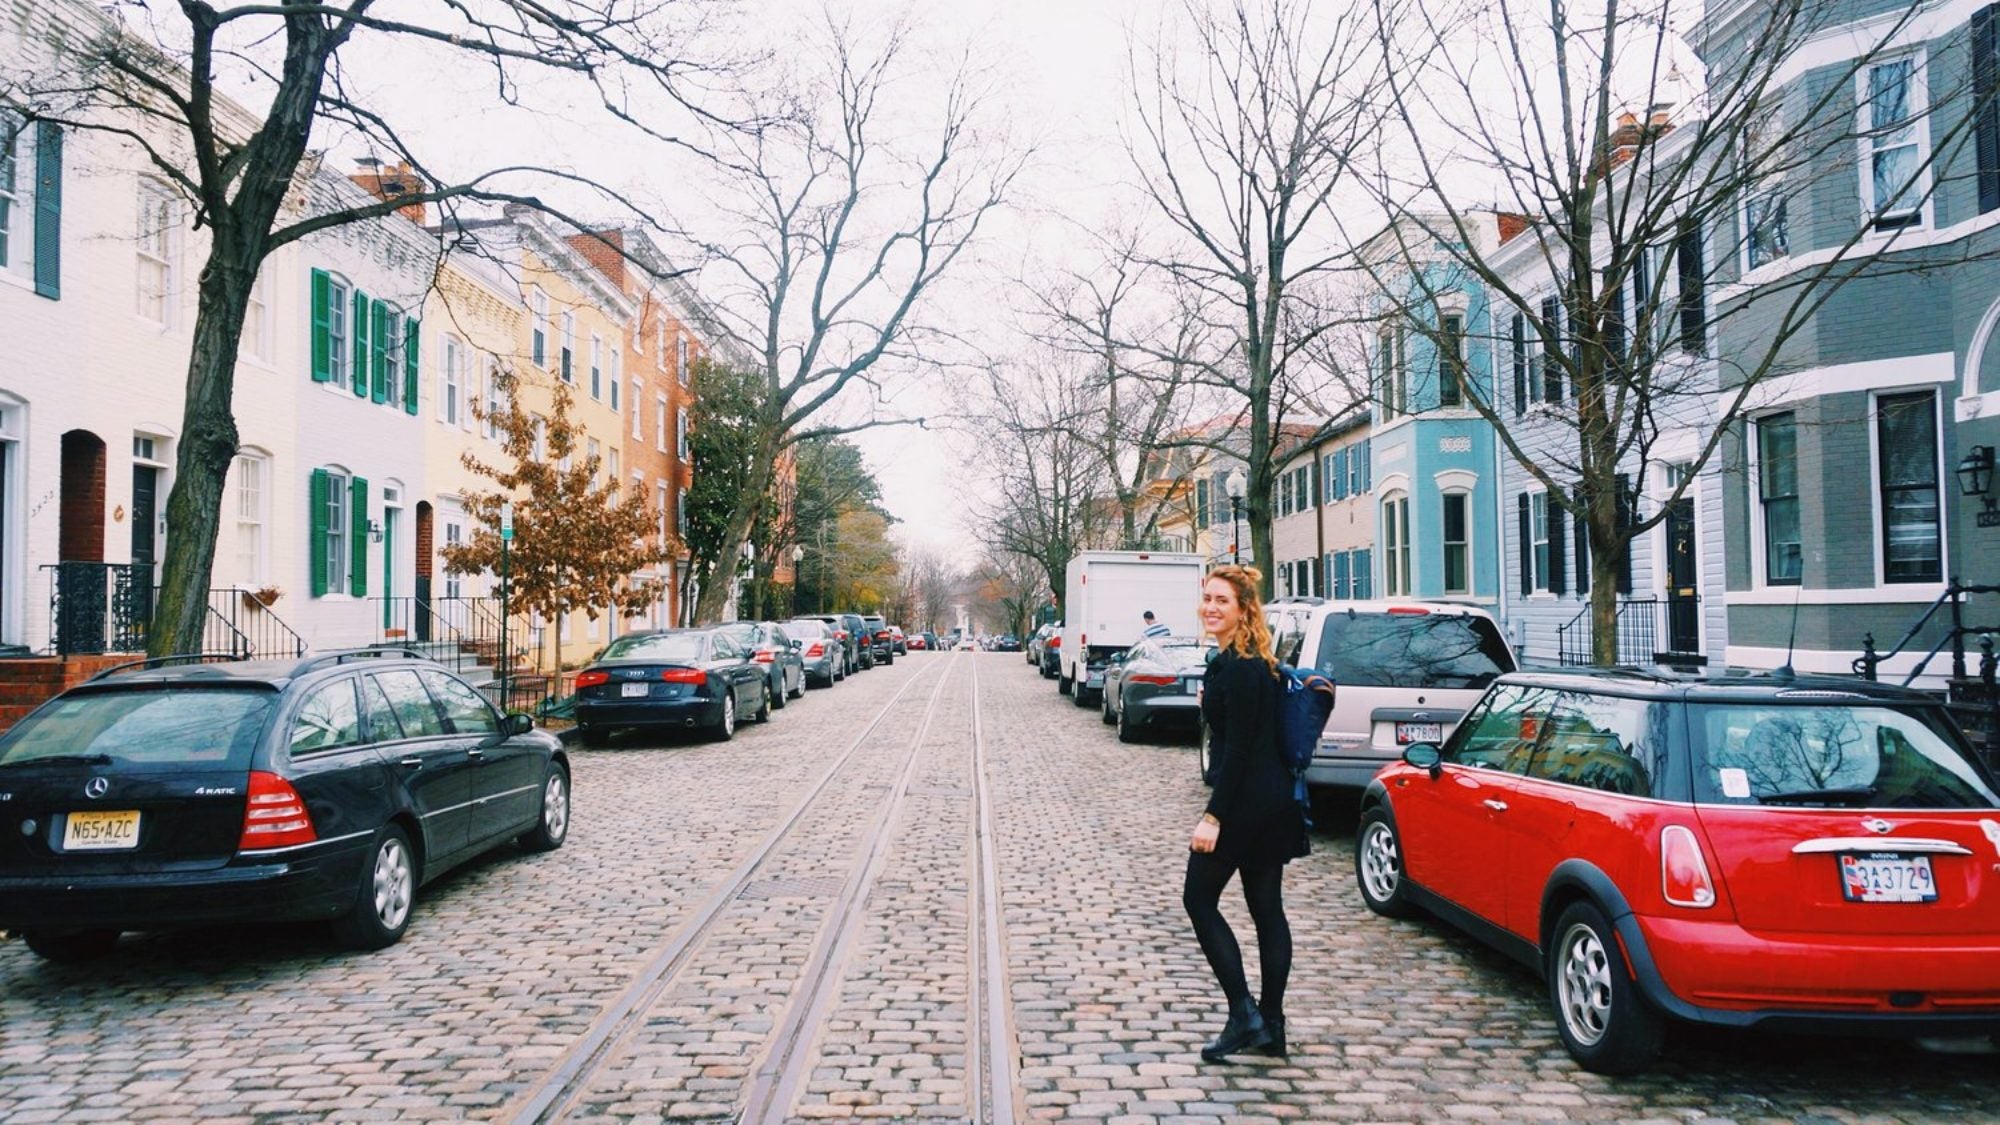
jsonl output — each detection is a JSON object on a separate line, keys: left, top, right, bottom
{"left": 1058, "top": 550, "right": 1206, "bottom": 706}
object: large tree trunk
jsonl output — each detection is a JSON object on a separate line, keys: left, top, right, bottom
{"left": 1589, "top": 517, "right": 1623, "bottom": 667}
{"left": 148, "top": 260, "right": 254, "bottom": 657}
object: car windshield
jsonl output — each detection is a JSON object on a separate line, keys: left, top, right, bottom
{"left": 1312, "top": 612, "right": 1513, "bottom": 689}
{"left": 598, "top": 633, "right": 707, "bottom": 663}
{"left": 0, "top": 688, "right": 275, "bottom": 770}
{"left": 1691, "top": 703, "right": 2000, "bottom": 809}
{"left": 786, "top": 620, "right": 828, "bottom": 638}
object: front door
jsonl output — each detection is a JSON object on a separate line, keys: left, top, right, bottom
{"left": 130, "top": 464, "right": 158, "bottom": 636}
{"left": 381, "top": 506, "right": 398, "bottom": 630}
{"left": 1664, "top": 497, "right": 1699, "bottom": 656}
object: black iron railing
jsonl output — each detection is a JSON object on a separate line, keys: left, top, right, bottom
{"left": 1555, "top": 597, "right": 1661, "bottom": 667}
{"left": 205, "top": 589, "right": 307, "bottom": 658}
{"left": 44, "top": 562, "right": 146, "bottom": 655}
{"left": 1855, "top": 580, "right": 2000, "bottom": 686}
{"left": 373, "top": 596, "right": 552, "bottom": 714}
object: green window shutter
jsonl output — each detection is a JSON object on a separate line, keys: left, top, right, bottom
{"left": 349, "top": 476, "right": 369, "bottom": 596}
{"left": 403, "top": 318, "right": 420, "bottom": 415}
{"left": 310, "top": 270, "right": 331, "bottom": 382}
{"left": 309, "top": 469, "right": 330, "bottom": 597}
{"left": 32, "top": 122, "right": 61, "bottom": 299}
{"left": 351, "top": 289, "right": 371, "bottom": 396}
{"left": 370, "top": 301, "right": 390, "bottom": 403}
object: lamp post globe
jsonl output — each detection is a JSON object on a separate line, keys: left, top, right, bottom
{"left": 1224, "top": 467, "right": 1247, "bottom": 558}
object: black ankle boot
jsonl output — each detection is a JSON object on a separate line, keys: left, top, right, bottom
{"left": 1250, "top": 1011, "right": 1287, "bottom": 1058}
{"left": 1201, "top": 997, "right": 1270, "bottom": 1062}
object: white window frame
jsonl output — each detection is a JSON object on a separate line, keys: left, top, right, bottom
{"left": 440, "top": 333, "right": 464, "bottom": 427}
{"left": 658, "top": 480, "right": 671, "bottom": 547}
{"left": 609, "top": 345, "right": 622, "bottom": 411}
{"left": 530, "top": 287, "right": 549, "bottom": 367}
{"left": 483, "top": 356, "right": 503, "bottom": 440}
{"left": 233, "top": 452, "right": 269, "bottom": 585}
{"left": 676, "top": 406, "right": 689, "bottom": 459}
{"left": 324, "top": 467, "right": 350, "bottom": 594}
{"left": 560, "top": 311, "right": 577, "bottom": 383}
{"left": 1382, "top": 492, "right": 1411, "bottom": 597}
{"left": 0, "top": 114, "right": 36, "bottom": 282}
{"left": 677, "top": 334, "right": 690, "bottom": 385}
{"left": 326, "top": 275, "right": 351, "bottom": 391}
{"left": 1530, "top": 490, "right": 1551, "bottom": 593}
{"left": 382, "top": 310, "right": 404, "bottom": 409}
{"left": 1741, "top": 111, "right": 1789, "bottom": 271}
{"left": 589, "top": 333, "right": 603, "bottom": 399}
{"left": 1750, "top": 410, "right": 1802, "bottom": 589}
{"left": 631, "top": 379, "right": 644, "bottom": 439}
{"left": 532, "top": 414, "right": 548, "bottom": 463}
{"left": 1441, "top": 490, "right": 1471, "bottom": 596}
{"left": 241, "top": 267, "right": 273, "bottom": 363}
{"left": 136, "top": 181, "right": 178, "bottom": 326}
{"left": 1856, "top": 51, "right": 1930, "bottom": 233}
{"left": 655, "top": 393, "right": 668, "bottom": 451}
{"left": 1869, "top": 388, "right": 1946, "bottom": 588}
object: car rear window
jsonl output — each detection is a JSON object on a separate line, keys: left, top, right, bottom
{"left": 0, "top": 688, "right": 275, "bottom": 770}
{"left": 1311, "top": 612, "right": 1514, "bottom": 689}
{"left": 1692, "top": 703, "right": 2000, "bottom": 809}
{"left": 786, "top": 620, "right": 829, "bottom": 638}
{"left": 600, "top": 633, "right": 706, "bottom": 662}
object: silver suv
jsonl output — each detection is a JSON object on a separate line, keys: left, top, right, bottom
{"left": 1262, "top": 598, "right": 1517, "bottom": 790}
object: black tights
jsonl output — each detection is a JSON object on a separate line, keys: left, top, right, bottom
{"left": 1183, "top": 851, "right": 1292, "bottom": 1015}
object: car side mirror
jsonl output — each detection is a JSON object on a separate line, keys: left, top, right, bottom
{"left": 503, "top": 712, "right": 533, "bottom": 738}
{"left": 1402, "top": 743, "right": 1443, "bottom": 779}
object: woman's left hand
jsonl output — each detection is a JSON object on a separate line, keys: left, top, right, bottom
{"left": 1190, "top": 817, "right": 1220, "bottom": 853}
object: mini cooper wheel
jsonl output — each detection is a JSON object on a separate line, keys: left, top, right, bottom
{"left": 334, "top": 825, "right": 417, "bottom": 951}
{"left": 1548, "top": 900, "right": 1664, "bottom": 1075}
{"left": 21, "top": 928, "right": 121, "bottom": 963}
{"left": 1355, "top": 808, "right": 1417, "bottom": 918}
{"left": 518, "top": 763, "right": 571, "bottom": 852}
{"left": 713, "top": 693, "right": 738, "bottom": 741}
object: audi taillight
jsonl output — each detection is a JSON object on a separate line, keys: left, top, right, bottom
{"left": 575, "top": 670, "right": 610, "bottom": 688}
{"left": 239, "top": 771, "right": 316, "bottom": 851}
{"left": 1661, "top": 824, "right": 1717, "bottom": 908}
{"left": 1129, "top": 674, "right": 1177, "bottom": 686}
{"left": 660, "top": 667, "right": 705, "bottom": 683}
{"left": 806, "top": 643, "right": 825, "bottom": 656}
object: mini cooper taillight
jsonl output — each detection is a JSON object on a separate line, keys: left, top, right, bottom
{"left": 239, "top": 771, "right": 317, "bottom": 852}
{"left": 1661, "top": 824, "right": 1717, "bottom": 908}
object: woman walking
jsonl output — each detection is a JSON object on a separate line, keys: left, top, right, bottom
{"left": 1185, "top": 564, "right": 1307, "bottom": 1062}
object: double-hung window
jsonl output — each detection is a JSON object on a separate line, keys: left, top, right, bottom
{"left": 1876, "top": 391, "right": 1941, "bottom": 583}
{"left": 484, "top": 357, "right": 503, "bottom": 440}
{"left": 530, "top": 287, "right": 549, "bottom": 367}
{"left": 1439, "top": 314, "right": 1464, "bottom": 408}
{"left": 1442, "top": 492, "right": 1470, "bottom": 595}
{"left": 136, "top": 182, "right": 176, "bottom": 324}
{"left": 609, "top": 347, "right": 622, "bottom": 411}
{"left": 677, "top": 335, "right": 690, "bottom": 384}
{"left": 1530, "top": 492, "right": 1551, "bottom": 592}
{"left": 1743, "top": 111, "right": 1789, "bottom": 268}
{"left": 1861, "top": 56, "right": 1927, "bottom": 231}
{"left": 632, "top": 380, "right": 644, "bottom": 439}
{"left": 325, "top": 275, "right": 350, "bottom": 389}
{"left": 242, "top": 268, "right": 272, "bottom": 361}
{"left": 589, "top": 334, "right": 603, "bottom": 399}
{"left": 0, "top": 114, "right": 32, "bottom": 281}
{"left": 1383, "top": 494, "right": 1411, "bottom": 596}
{"left": 441, "top": 334, "right": 463, "bottom": 427}
{"left": 655, "top": 393, "right": 668, "bottom": 451}
{"left": 676, "top": 406, "right": 689, "bottom": 459}
{"left": 560, "top": 311, "right": 576, "bottom": 382}
{"left": 234, "top": 453, "right": 268, "bottom": 583}
{"left": 1757, "top": 412, "right": 1802, "bottom": 584}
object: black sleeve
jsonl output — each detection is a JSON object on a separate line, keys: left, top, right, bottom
{"left": 1204, "top": 657, "right": 1252, "bottom": 820}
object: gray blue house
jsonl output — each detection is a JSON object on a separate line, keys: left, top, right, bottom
{"left": 1704, "top": 0, "right": 2000, "bottom": 683}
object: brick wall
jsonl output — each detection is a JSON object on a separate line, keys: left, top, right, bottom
{"left": 0, "top": 655, "right": 133, "bottom": 733}
{"left": 58, "top": 430, "right": 106, "bottom": 563}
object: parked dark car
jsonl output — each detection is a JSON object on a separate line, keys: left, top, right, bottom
{"left": 889, "top": 626, "right": 909, "bottom": 656}
{"left": 1102, "top": 637, "right": 1210, "bottom": 742}
{"left": 994, "top": 634, "right": 1022, "bottom": 652}
{"left": 784, "top": 618, "right": 848, "bottom": 686}
{"left": 0, "top": 649, "right": 569, "bottom": 961}
{"left": 810, "top": 613, "right": 873, "bottom": 671}
{"left": 861, "top": 615, "right": 895, "bottom": 665}
{"left": 719, "top": 622, "right": 807, "bottom": 710}
{"left": 573, "top": 629, "right": 770, "bottom": 745}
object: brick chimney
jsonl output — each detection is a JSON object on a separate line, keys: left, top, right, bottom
{"left": 350, "top": 158, "right": 428, "bottom": 225}
{"left": 1495, "top": 212, "right": 1533, "bottom": 244}
{"left": 567, "top": 228, "right": 628, "bottom": 288}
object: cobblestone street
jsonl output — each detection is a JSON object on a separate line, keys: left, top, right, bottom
{"left": 1, "top": 652, "right": 1995, "bottom": 1123}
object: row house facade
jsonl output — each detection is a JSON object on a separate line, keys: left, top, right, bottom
{"left": 1269, "top": 415, "right": 1375, "bottom": 601}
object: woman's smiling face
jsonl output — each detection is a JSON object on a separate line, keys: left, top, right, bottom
{"left": 1201, "top": 576, "right": 1241, "bottom": 642}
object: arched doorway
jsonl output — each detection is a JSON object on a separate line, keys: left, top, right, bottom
{"left": 56, "top": 430, "right": 113, "bottom": 653}
{"left": 58, "top": 430, "right": 106, "bottom": 563}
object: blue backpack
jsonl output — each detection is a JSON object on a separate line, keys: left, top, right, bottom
{"left": 1277, "top": 664, "right": 1336, "bottom": 824}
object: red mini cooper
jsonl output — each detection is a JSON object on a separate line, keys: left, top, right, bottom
{"left": 1357, "top": 669, "right": 2000, "bottom": 1074}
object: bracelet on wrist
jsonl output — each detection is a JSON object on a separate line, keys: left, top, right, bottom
{"left": 1200, "top": 813, "right": 1220, "bottom": 827}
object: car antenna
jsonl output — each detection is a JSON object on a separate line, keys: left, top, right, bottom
{"left": 1774, "top": 562, "right": 1804, "bottom": 681}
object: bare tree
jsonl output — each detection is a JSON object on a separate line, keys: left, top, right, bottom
{"left": 683, "top": 16, "right": 1020, "bottom": 621}
{"left": 1350, "top": 0, "right": 1965, "bottom": 662}
{"left": 1125, "top": 0, "right": 1390, "bottom": 592}
{"left": 3, "top": 0, "right": 725, "bottom": 657}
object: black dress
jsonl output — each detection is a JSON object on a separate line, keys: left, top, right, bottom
{"left": 1201, "top": 648, "right": 1309, "bottom": 867}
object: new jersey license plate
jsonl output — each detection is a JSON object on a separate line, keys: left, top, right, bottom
{"left": 1395, "top": 722, "right": 1443, "bottom": 745}
{"left": 1839, "top": 852, "right": 1938, "bottom": 903}
{"left": 621, "top": 682, "right": 650, "bottom": 698}
{"left": 63, "top": 810, "right": 142, "bottom": 851}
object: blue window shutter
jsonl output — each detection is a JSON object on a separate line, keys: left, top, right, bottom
{"left": 402, "top": 317, "right": 420, "bottom": 415}
{"left": 351, "top": 289, "right": 371, "bottom": 396}
{"left": 1334, "top": 449, "right": 1349, "bottom": 499}
{"left": 309, "top": 469, "right": 330, "bottom": 597}
{"left": 309, "top": 270, "right": 331, "bottom": 382}
{"left": 1359, "top": 440, "right": 1371, "bottom": 491}
{"left": 1334, "top": 551, "right": 1350, "bottom": 598}
{"left": 1355, "top": 550, "right": 1371, "bottom": 599}
{"left": 31, "top": 122, "right": 61, "bottom": 299}
{"left": 349, "top": 476, "right": 369, "bottom": 596}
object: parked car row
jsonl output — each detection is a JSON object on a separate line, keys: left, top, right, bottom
{"left": 1028, "top": 590, "right": 2000, "bottom": 1074}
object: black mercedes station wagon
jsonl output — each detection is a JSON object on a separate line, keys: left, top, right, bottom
{"left": 0, "top": 649, "right": 570, "bottom": 961}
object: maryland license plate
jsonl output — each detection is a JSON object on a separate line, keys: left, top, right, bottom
{"left": 1395, "top": 722, "right": 1443, "bottom": 745}
{"left": 63, "top": 810, "right": 142, "bottom": 851}
{"left": 1839, "top": 852, "right": 1938, "bottom": 903}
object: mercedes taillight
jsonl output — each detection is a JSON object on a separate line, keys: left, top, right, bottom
{"left": 239, "top": 771, "right": 316, "bottom": 851}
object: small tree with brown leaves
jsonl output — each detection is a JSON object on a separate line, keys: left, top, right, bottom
{"left": 442, "top": 373, "right": 672, "bottom": 672}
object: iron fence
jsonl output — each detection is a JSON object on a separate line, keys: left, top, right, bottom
{"left": 44, "top": 562, "right": 146, "bottom": 655}
{"left": 1555, "top": 598, "right": 1661, "bottom": 667}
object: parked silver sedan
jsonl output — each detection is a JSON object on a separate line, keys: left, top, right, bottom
{"left": 783, "top": 617, "right": 848, "bottom": 686}
{"left": 1101, "top": 637, "right": 1212, "bottom": 743}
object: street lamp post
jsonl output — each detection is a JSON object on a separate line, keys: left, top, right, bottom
{"left": 791, "top": 543, "right": 805, "bottom": 615}
{"left": 1224, "top": 468, "right": 1247, "bottom": 560}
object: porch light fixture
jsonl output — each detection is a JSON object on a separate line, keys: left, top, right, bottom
{"left": 1957, "top": 445, "right": 1994, "bottom": 498}
{"left": 368, "top": 520, "right": 384, "bottom": 543}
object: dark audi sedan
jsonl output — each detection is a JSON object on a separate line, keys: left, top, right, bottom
{"left": 0, "top": 649, "right": 569, "bottom": 962}
{"left": 572, "top": 628, "right": 771, "bottom": 745}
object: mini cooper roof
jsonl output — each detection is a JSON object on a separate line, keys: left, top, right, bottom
{"left": 1492, "top": 665, "right": 1945, "bottom": 706}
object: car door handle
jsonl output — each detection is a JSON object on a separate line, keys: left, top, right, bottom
{"left": 1482, "top": 798, "right": 1509, "bottom": 812}
{"left": 465, "top": 748, "right": 485, "bottom": 761}
{"left": 398, "top": 757, "right": 423, "bottom": 770}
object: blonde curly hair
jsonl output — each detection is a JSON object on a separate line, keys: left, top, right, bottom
{"left": 1206, "top": 564, "right": 1278, "bottom": 672}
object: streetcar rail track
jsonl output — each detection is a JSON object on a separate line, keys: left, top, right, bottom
{"left": 500, "top": 656, "right": 955, "bottom": 1125}
{"left": 968, "top": 651, "right": 1023, "bottom": 1125}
